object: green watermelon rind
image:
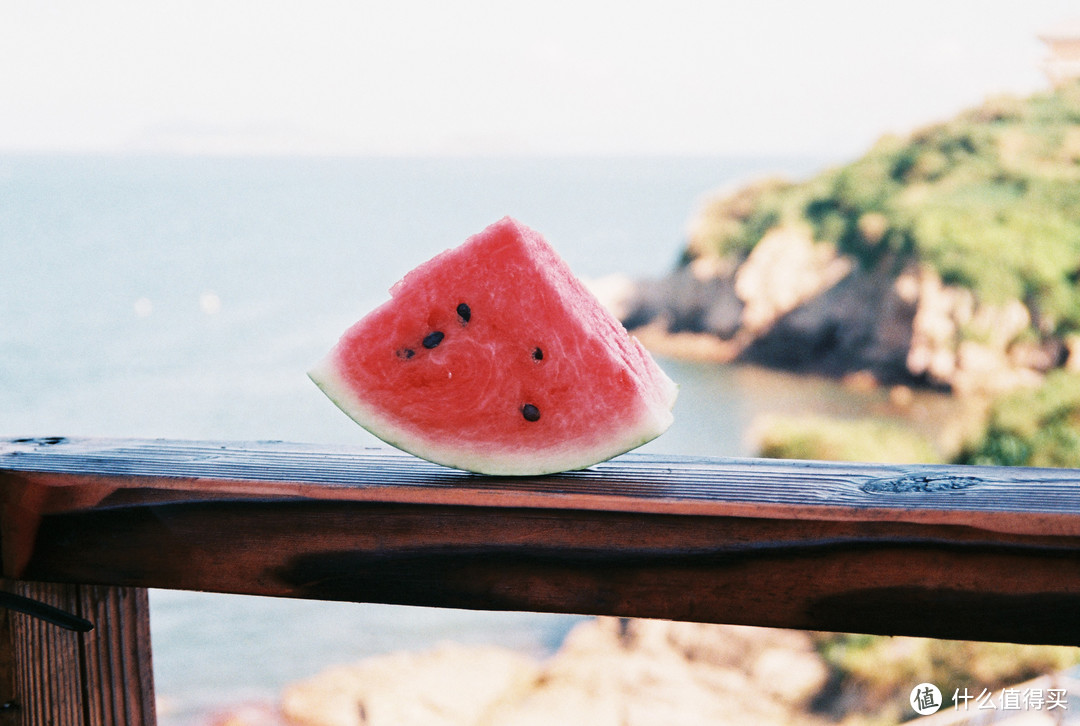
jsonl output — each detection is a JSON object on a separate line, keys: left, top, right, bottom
{"left": 308, "top": 351, "right": 677, "bottom": 476}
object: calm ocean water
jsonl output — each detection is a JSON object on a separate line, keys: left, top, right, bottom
{"left": 2, "top": 154, "right": 929, "bottom": 723}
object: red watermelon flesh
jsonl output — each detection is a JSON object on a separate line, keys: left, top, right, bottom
{"left": 309, "top": 217, "right": 677, "bottom": 475}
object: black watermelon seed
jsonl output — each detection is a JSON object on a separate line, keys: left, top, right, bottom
{"left": 521, "top": 404, "right": 541, "bottom": 422}
{"left": 456, "top": 303, "right": 471, "bottom": 324}
{"left": 532, "top": 347, "right": 543, "bottom": 361}
{"left": 422, "top": 331, "right": 445, "bottom": 349}
{"left": 396, "top": 348, "right": 415, "bottom": 359}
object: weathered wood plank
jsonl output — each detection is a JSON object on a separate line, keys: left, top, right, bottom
{"left": 2, "top": 437, "right": 1080, "bottom": 645}
{"left": 76, "top": 585, "right": 156, "bottom": 726}
{"left": 0, "top": 579, "right": 155, "bottom": 726}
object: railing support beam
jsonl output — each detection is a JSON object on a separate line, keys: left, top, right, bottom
{"left": 0, "top": 579, "right": 155, "bottom": 726}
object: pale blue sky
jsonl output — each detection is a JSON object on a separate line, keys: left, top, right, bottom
{"left": 1, "top": 1, "right": 1076, "bottom": 156}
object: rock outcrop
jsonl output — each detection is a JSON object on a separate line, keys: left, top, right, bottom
{"left": 621, "top": 226, "right": 1066, "bottom": 394}
{"left": 280, "top": 644, "right": 538, "bottom": 726}
{"left": 279, "top": 618, "right": 831, "bottom": 726}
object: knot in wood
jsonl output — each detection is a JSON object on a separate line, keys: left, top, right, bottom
{"left": 861, "top": 472, "right": 984, "bottom": 494}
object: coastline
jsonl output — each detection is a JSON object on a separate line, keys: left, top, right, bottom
{"left": 625, "top": 316, "right": 993, "bottom": 465}
{"left": 630, "top": 321, "right": 744, "bottom": 363}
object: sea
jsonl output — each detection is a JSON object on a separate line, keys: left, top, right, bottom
{"left": 0, "top": 154, "right": 949, "bottom": 723}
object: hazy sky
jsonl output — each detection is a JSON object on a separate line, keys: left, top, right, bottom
{"left": 1, "top": 1, "right": 1077, "bottom": 157}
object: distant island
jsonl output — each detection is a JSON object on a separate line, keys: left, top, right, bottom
{"left": 618, "top": 79, "right": 1080, "bottom": 467}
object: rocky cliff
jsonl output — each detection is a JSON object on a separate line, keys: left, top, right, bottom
{"left": 621, "top": 82, "right": 1080, "bottom": 394}
{"left": 622, "top": 225, "right": 1071, "bottom": 393}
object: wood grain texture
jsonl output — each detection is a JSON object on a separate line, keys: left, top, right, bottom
{"left": 0, "top": 579, "right": 155, "bottom": 726}
{"left": 3, "top": 437, "right": 1080, "bottom": 645}
{"left": 76, "top": 586, "right": 156, "bottom": 726}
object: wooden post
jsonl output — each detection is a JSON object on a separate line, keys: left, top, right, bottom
{"left": 0, "top": 579, "right": 155, "bottom": 726}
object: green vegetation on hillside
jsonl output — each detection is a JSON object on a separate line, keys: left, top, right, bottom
{"left": 814, "top": 632, "right": 1080, "bottom": 724}
{"left": 756, "top": 373, "right": 1080, "bottom": 470}
{"left": 690, "top": 81, "right": 1080, "bottom": 335}
{"left": 756, "top": 415, "right": 941, "bottom": 464}
{"left": 956, "top": 370, "right": 1080, "bottom": 467}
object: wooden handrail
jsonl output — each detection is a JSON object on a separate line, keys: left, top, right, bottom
{"left": 3, "top": 436, "right": 1079, "bottom": 645}
{"left": 4, "top": 436, "right": 1080, "bottom": 725}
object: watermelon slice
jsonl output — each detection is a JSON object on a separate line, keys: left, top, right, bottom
{"left": 309, "top": 217, "right": 677, "bottom": 475}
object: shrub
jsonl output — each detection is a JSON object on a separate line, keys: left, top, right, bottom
{"left": 814, "top": 633, "right": 1080, "bottom": 723}
{"left": 955, "top": 371, "right": 1080, "bottom": 468}
{"left": 755, "top": 415, "right": 941, "bottom": 464}
{"left": 689, "top": 79, "right": 1080, "bottom": 334}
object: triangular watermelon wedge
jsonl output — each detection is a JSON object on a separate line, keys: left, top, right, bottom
{"left": 309, "top": 217, "right": 677, "bottom": 475}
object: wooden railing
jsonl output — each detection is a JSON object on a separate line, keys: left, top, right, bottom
{"left": 2, "top": 436, "right": 1080, "bottom": 725}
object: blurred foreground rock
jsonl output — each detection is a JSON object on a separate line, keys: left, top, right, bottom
{"left": 280, "top": 617, "right": 831, "bottom": 726}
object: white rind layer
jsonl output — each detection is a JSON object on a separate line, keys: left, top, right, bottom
{"left": 308, "top": 350, "right": 677, "bottom": 477}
